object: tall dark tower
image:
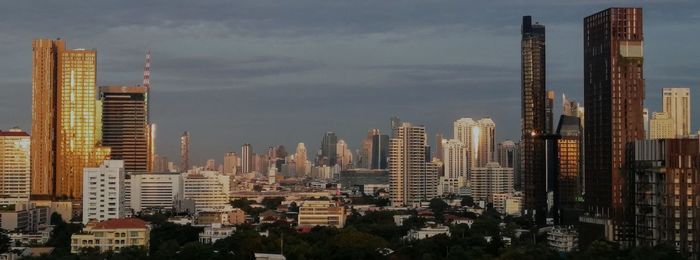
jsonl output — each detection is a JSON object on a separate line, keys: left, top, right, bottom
{"left": 521, "top": 15, "right": 547, "bottom": 225}
{"left": 100, "top": 86, "right": 150, "bottom": 174}
{"left": 583, "top": 7, "right": 644, "bottom": 243}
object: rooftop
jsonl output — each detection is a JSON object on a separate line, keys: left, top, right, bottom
{"left": 91, "top": 218, "right": 149, "bottom": 230}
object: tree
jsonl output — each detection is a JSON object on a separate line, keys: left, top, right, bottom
{"left": 460, "top": 196, "right": 475, "bottom": 207}
{"left": 261, "top": 197, "right": 284, "bottom": 209}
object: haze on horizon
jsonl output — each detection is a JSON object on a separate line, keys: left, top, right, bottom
{"left": 0, "top": 0, "right": 698, "bottom": 164}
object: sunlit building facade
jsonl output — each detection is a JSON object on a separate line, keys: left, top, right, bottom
{"left": 0, "top": 128, "right": 31, "bottom": 204}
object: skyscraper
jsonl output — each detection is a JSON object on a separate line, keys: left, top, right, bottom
{"left": 584, "top": 8, "right": 644, "bottom": 241}
{"left": 497, "top": 140, "right": 520, "bottom": 190}
{"left": 241, "top": 144, "right": 252, "bottom": 174}
{"left": 223, "top": 152, "right": 239, "bottom": 175}
{"left": 180, "top": 131, "right": 190, "bottom": 172}
{"left": 389, "top": 122, "right": 438, "bottom": 206}
{"left": 295, "top": 143, "right": 308, "bottom": 176}
{"left": 439, "top": 139, "right": 467, "bottom": 195}
{"left": 546, "top": 90, "right": 555, "bottom": 134}
{"left": 649, "top": 112, "right": 675, "bottom": 139}
{"left": 554, "top": 115, "right": 582, "bottom": 224}
{"left": 31, "top": 38, "right": 110, "bottom": 200}
{"left": 477, "top": 118, "right": 496, "bottom": 167}
{"left": 0, "top": 128, "right": 30, "bottom": 204}
{"left": 371, "top": 134, "right": 389, "bottom": 170}
{"left": 521, "top": 16, "right": 547, "bottom": 224}
{"left": 319, "top": 132, "right": 338, "bottom": 166}
{"left": 454, "top": 118, "right": 479, "bottom": 172}
{"left": 661, "top": 88, "right": 691, "bottom": 137}
{"left": 359, "top": 129, "right": 379, "bottom": 169}
{"left": 336, "top": 139, "right": 353, "bottom": 170}
{"left": 100, "top": 86, "right": 150, "bottom": 174}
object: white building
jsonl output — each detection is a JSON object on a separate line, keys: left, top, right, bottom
{"left": 404, "top": 225, "right": 451, "bottom": 240}
{"left": 82, "top": 160, "right": 126, "bottom": 224}
{"left": 184, "top": 171, "right": 231, "bottom": 212}
{"left": 547, "top": 226, "right": 578, "bottom": 253}
{"left": 127, "top": 172, "right": 184, "bottom": 213}
{"left": 504, "top": 192, "right": 523, "bottom": 216}
{"left": 439, "top": 139, "right": 467, "bottom": 195}
{"left": 298, "top": 200, "right": 346, "bottom": 228}
{"left": 198, "top": 223, "right": 236, "bottom": 244}
{"left": 0, "top": 128, "right": 31, "bottom": 205}
{"left": 471, "top": 162, "right": 513, "bottom": 203}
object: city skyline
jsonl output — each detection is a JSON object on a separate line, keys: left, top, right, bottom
{"left": 1, "top": 2, "right": 699, "bottom": 164}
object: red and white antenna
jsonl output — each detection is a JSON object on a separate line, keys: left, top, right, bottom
{"left": 143, "top": 49, "right": 151, "bottom": 88}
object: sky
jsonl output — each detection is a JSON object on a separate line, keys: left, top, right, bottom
{"left": 0, "top": 1, "right": 698, "bottom": 165}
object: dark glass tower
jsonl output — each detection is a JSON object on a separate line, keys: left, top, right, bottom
{"left": 521, "top": 15, "right": 547, "bottom": 225}
{"left": 100, "top": 86, "right": 150, "bottom": 174}
{"left": 319, "top": 132, "right": 338, "bottom": 166}
{"left": 371, "top": 134, "right": 389, "bottom": 169}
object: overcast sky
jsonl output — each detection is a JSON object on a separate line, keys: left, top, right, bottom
{"left": 0, "top": 1, "right": 698, "bottom": 165}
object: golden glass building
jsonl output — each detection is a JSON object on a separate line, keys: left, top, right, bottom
{"left": 31, "top": 39, "right": 109, "bottom": 200}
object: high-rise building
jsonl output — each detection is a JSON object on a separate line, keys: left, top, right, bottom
{"left": 223, "top": 152, "right": 238, "bottom": 175}
{"left": 546, "top": 90, "right": 555, "bottom": 134}
{"left": 630, "top": 139, "right": 699, "bottom": 258}
{"left": 100, "top": 86, "right": 150, "bottom": 174}
{"left": 439, "top": 139, "right": 467, "bottom": 195}
{"left": 205, "top": 159, "right": 216, "bottom": 171}
{"left": 0, "top": 128, "right": 30, "bottom": 205}
{"left": 183, "top": 171, "right": 231, "bottom": 212}
{"left": 180, "top": 131, "right": 190, "bottom": 172}
{"left": 435, "top": 134, "right": 444, "bottom": 162}
{"left": 319, "top": 132, "right": 338, "bottom": 166}
{"left": 359, "top": 129, "right": 379, "bottom": 168}
{"left": 390, "top": 116, "right": 401, "bottom": 137}
{"left": 389, "top": 122, "right": 438, "bottom": 206}
{"left": 127, "top": 172, "right": 183, "bottom": 214}
{"left": 649, "top": 112, "right": 675, "bottom": 139}
{"left": 477, "top": 118, "right": 496, "bottom": 167}
{"left": 521, "top": 16, "right": 547, "bottom": 224}
{"left": 553, "top": 115, "right": 583, "bottom": 224}
{"left": 471, "top": 162, "right": 514, "bottom": 203}
{"left": 661, "top": 88, "right": 691, "bottom": 137}
{"left": 241, "top": 144, "right": 252, "bottom": 174}
{"left": 82, "top": 160, "right": 126, "bottom": 224}
{"left": 371, "top": 134, "right": 389, "bottom": 170}
{"left": 497, "top": 140, "right": 517, "bottom": 169}
{"left": 295, "top": 143, "right": 308, "bottom": 176}
{"left": 454, "top": 118, "right": 479, "bottom": 172}
{"left": 30, "top": 39, "right": 110, "bottom": 200}
{"left": 584, "top": 8, "right": 644, "bottom": 242}
{"left": 336, "top": 139, "right": 353, "bottom": 170}
{"left": 643, "top": 108, "right": 650, "bottom": 139}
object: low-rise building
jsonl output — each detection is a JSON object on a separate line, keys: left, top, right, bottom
{"left": 404, "top": 225, "right": 451, "bottom": 240}
{"left": 297, "top": 201, "right": 346, "bottom": 228}
{"left": 547, "top": 226, "right": 578, "bottom": 253}
{"left": 70, "top": 218, "right": 150, "bottom": 253}
{"left": 127, "top": 172, "right": 184, "bottom": 214}
{"left": 198, "top": 223, "right": 236, "bottom": 244}
{"left": 255, "top": 253, "right": 286, "bottom": 260}
{"left": 8, "top": 226, "right": 53, "bottom": 246}
{"left": 0, "top": 203, "right": 49, "bottom": 232}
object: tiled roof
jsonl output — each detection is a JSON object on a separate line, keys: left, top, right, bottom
{"left": 92, "top": 218, "right": 148, "bottom": 229}
{"left": 0, "top": 131, "right": 29, "bottom": 137}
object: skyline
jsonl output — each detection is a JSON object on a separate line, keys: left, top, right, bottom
{"left": 1, "top": 1, "right": 699, "bottom": 164}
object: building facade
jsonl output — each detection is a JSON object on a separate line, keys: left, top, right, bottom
{"left": 439, "top": 139, "right": 467, "bottom": 195}
{"left": 127, "top": 172, "right": 184, "bottom": 213}
{"left": 297, "top": 201, "right": 346, "bottom": 228}
{"left": 183, "top": 171, "right": 231, "bottom": 212}
{"left": 471, "top": 162, "right": 514, "bottom": 203}
{"left": 389, "top": 123, "right": 438, "bottom": 206}
{"left": 82, "top": 160, "right": 126, "bottom": 224}
{"left": 650, "top": 112, "right": 676, "bottom": 140}
{"left": 661, "top": 88, "right": 691, "bottom": 137}
{"left": 100, "top": 86, "right": 150, "bottom": 174}
{"left": 0, "top": 128, "right": 30, "bottom": 205}
{"left": 71, "top": 218, "right": 150, "bottom": 253}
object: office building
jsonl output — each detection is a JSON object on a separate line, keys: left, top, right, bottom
{"left": 318, "top": 132, "right": 338, "bottom": 166}
{"left": 630, "top": 139, "right": 699, "bottom": 258}
{"left": 241, "top": 144, "right": 252, "bottom": 174}
{"left": 82, "top": 160, "right": 126, "bottom": 224}
{"left": 389, "top": 122, "right": 438, "bottom": 206}
{"left": 70, "top": 218, "right": 150, "bottom": 253}
{"left": 371, "top": 134, "right": 389, "bottom": 170}
{"left": 100, "top": 86, "right": 150, "bottom": 174}
{"left": 183, "top": 171, "right": 230, "bottom": 212}
{"left": 359, "top": 129, "right": 379, "bottom": 168}
{"left": 223, "top": 152, "right": 238, "bottom": 175}
{"left": 180, "top": 131, "right": 190, "bottom": 171}
{"left": 650, "top": 112, "right": 675, "bottom": 139}
{"left": 546, "top": 90, "right": 555, "bottom": 134}
{"left": 31, "top": 39, "right": 110, "bottom": 200}
{"left": 476, "top": 118, "right": 496, "bottom": 167}
{"left": 661, "top": 88, "right": 691, "bottom": 137}
{"left": 453, "top": 118, "right": 479, "bottom": 172}
{"left": 584, "top": 8, "right": 645, "bottom": 242}
{"left": 0, "top": 128, "right": 30, "bottom": 205}
{"left": 128, "top": 172, "right": 184, "bottom": 213}
{"left": 297, "top": 200, "right": 346, "bottom": 228}
{"left": 336, "top": 139, "right": 353, "bottom": 170}
{"left": 521, "top": 16, "right": 548, "bottom": 224}
{"left": 554, "top": 115, "right": 583, "bottom": 224}
{"left": 295, "top": 143, "right": 308, "bottom": 176}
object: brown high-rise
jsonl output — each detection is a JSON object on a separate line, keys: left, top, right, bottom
{"left": 521, "top": 16, "right": 547, "bottom": 225}
{"left": 583, "top": 7, "right": 644, "bottom": 239}
{"left": 100, "top": 86, "right": 150, "bottom": 174}
{"left": 31, "top": 39, "right": 110, "bottom": 200}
